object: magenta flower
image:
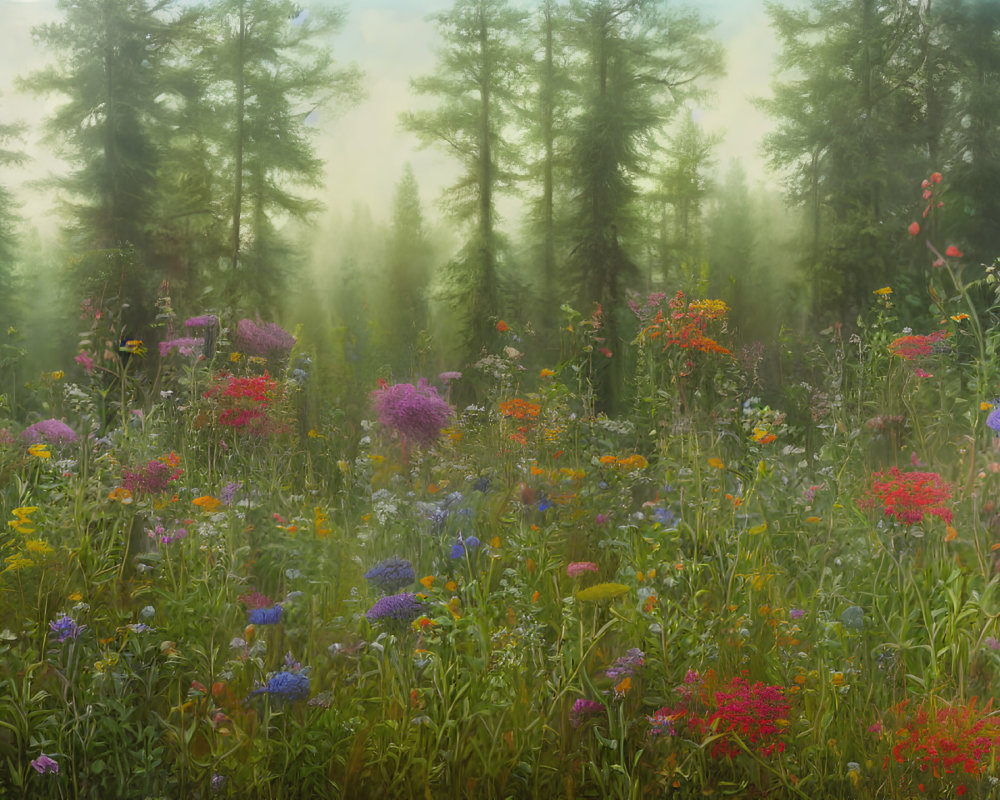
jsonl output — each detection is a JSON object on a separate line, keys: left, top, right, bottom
{"left": 370, "top": 379, "right": 453, "bottom": 445}
{"left": 159, "top": 337, "right": 202, "bottom": 357}
{"left": 570, "top": 698, "right": 606, "bottom": 728}
{"left": 75, "top": 351, "right": 94, "bottom": 373}
{"left": 185, "top": 314, "right": 219, "bottom": 329}
{"left": 567, "top": 561, "right": 599, "bottom": 578}
{"left": 235, "top": 319, "right": 295, "bottom": 358}
{"left": 21, "top": 419, "right": 78, "bottom": 445}
{"left": 30, "top": 753, "right": 59, "bottom": 774}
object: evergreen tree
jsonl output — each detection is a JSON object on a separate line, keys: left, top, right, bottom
{"left": 208, "top": 0, "right": 362, "bottom": 315}
{"left": 403, "top": 0, "right": 528, "bottom": 363}
{"left": 0, "top": 121, "right": 24, "bottom": 329}
{"left": 24, "top": 0, "right": 185, "bottom": 335}
{"left": 760, "top": 0, "right": 928, "bottom": 321}
{"left": 563, "top": 0, "right": 722, "bottom": 411}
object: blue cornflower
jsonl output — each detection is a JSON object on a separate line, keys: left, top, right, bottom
{"left": 365, "top": 592, "right": 423, "bottom": 624}
{"left": 248, "top": 670, "right": 310, "bottom": 704}
{"left": 988, "top": 405, "right": 1000, "bottom": 432}
{"left": 49, "top": 615, "right": 85, "bottom": 643}
{"left": 449, "top": 535, "right": 481, "bottom": 559}
{"left": 364, "top": 558, "right": 416, "bottom": 594}
{"left": 248, "top": 605, "right": 282, "bottom": 625}
{"left": 538, "top": 497, "right": 553, "bottom": 512}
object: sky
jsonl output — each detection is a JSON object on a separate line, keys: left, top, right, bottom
{"left": 0, "top": 0, "right": 785, "bottom": 232}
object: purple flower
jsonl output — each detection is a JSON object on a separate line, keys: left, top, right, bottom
{"left": 370, "top": 379, "right": 453, "bottom": 445}
{"left": 21, "top": 419, "right": 78, "bottom": 445}
{"left": 988, "top": 406, "right": 1000, "bottom": 433}
{"left": 605, "top": 648, "right": 644, "bottom": 681}
{"left": 185, "top": 314, "right": 219, "bottom": 329}
{"left": 235, "top": 319, "right": 295, "bottom": 358}
{"left": 248, "top": 605, "right": 282, "bottom": 625}
{"left": 30, "top": 753, "right": 59, "bottom": 774}
{"left": 220, "top": 481, "right": 243, "bottom": 506}
{"left": 570, "top": 698, "right": 605, "bottom": 728}
{"left": 790, "top": 608, "right": 806, "bottom": 620}
{"left": 159, "top": 337, "right": 202, "bottom": 358}
{"left": 365, "top": 592, "right": 424, "bottom": 625}
{"left": 986, "top": 636, "right": 1000, "bottom": 651}
{"left": 50, "top": 615, "right": 85, "bottom": 643}
{"left": 365, "top": 558, "right": 416, "bottom": 593}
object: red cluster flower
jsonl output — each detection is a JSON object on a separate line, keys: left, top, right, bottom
{"left": 883, "top": 699, "right": 1000, "bottom": 782}
{"left": 202, "top": 372, "right": 279, "bottom": 433}
{"left": 859, "top": 467, "right": 953, "bottom": 525}
{"left": 889, "top": 330, "right": 948, "bottom": 361}
{"left": 650, "top": 673, "right": 790, "bottom": 759}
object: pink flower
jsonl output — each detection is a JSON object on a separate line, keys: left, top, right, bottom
{"left": 915, "top": 368, "right": 933, "bottom": 378}
{"left": 30, "top": 753, "right": 59, "bottom": 774}
{"left": 908, "top": 222, "right": 920, "bottom": 236}
{"left": 599, "top": 347, "right": 613, "bottom": 358}
{"left": 567, "top": 561, "right": 599, "bottom": 578}
{"left": 930, "top": 171, "right": 942, "bottom": 184}
{"left": 75, "top": 351, "right": 94, "bottom": 373}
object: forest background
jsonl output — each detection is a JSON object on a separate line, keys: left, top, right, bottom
{"left": 0, "top": 0, "right": 997, "bottom": 418}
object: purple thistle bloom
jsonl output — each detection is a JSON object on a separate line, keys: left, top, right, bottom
{"left": 790, "top": 608, "right": 806, "bottom": 620}
{"left": 364, "top": 558, "right": 416, "bottom": 593}
{"left": 605, "top": 648, "right": 644, "bottom": 681}
{"left": 30, "top": 753, "right": 59, "bottom": 774}
{"left": 159, "top": 337, "right": 202, "bottom": 358}
{"left": 365, "top": 592, "right": 424, "bottom": 625}
{"left": 236, "top": 319, "right": 296, "bottom": 358}
{"left": 50, "top": 615, "right": 85, "bottom": 643}
{"left": 248, "top": 605, "right": 282, "bottom": 625}
{"left": 220, "top": 481, "right": 243, "bottom": 506}
{"left": 570, "top": 698, "right": 606, "bottom": 728}
{"left": 21, "top": 419, "right": 78, "bottom": 445}
{"left": 988, "top": 406, "right": 1000, "bottom": 433}
{"left": 370, "top": 378, "right": 453, "bottom": 445}
{"left": 185, "top": 314, "right": 219, "bottom": 329}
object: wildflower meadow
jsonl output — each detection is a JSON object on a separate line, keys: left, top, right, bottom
{"left": 4, "top": 175, "right": 1000, "bottom": 800}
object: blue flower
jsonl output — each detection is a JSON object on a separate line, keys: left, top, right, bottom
{"left": 364, "top": 558, "right": 415, "bottom": 593}
{"left": 248, "top": 605, "right": 282, "bottom": 625}
{"left": 49, "top": 615, "right": 85, "bottom": 643}
{"left": 449, "top": 536, "right": 481, "bottom": 559}
{"left": 365, "top": 592, "right": 424, "bottom": 624}
{"left": 248, "top": 670, "right": 310, "bottom": 704}
{"left": 988, "top": 405, "right": 1000, "bottom": 432}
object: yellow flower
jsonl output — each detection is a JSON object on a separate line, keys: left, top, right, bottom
{"left": 24, "top": 540, "right": 54, "bottom": 558}
{"left": 540, "top": 368, "right": 555, "bottom": 378}
{"left": 951, "top": 313, "right": 970, "bottom": 322}
{"left": 806, "top": 516, "right": 821, "bottom": 524}
{"left": 337, "top": 460, "right": 349, "bottom": 472}
{"left": 307, "top": 428, "right": 325, "bottom": 438}
{"left": 314, "top": 506, "right": 331, "bottom": 538}
{"left": 873, "top": 286, "right": 893, "bottom": 295}
{"left": 576, "top": 582, "right": 630, "bottom": 603}
{"left": 230, "top": 352, "right": 242, "bottom": 362}
{"left": 4, "top": 553, "right": 34, "bottom": 572}
{"left": 445, "top": 580, "right": 457, "bottom": 592}
{"left": 28, "top": 443, "right": 51, "bottom": 459}
{"left": 831, "top": 672, "right": 846, "bottom": 687}
{"left": 982, "top": 402, "right": 993, "bottom": 412}
{"left": 707, "top": 457, "right": 725, "bottom": 470}
{"left": 614, "top": 676, "right": 632, "bottom": 697}
{"left": 50, "top": 370, "right": 64, "bottom": 380}
{"left": 248, "top": 356, "right": 266, "bottom": 365}
{"left": 68, "top": 591, "right": 83, "bottom": 602}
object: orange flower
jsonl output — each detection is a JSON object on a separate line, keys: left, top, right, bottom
{"left": 193, "top": 495, "right": 222, "bottom": 512}
{"left": 614, "top": 676, "right": 632, "bottom": 697}
{"left": 945, "top": 525, "right": 957, "bottom": 542}
{"left": 420, "top": 575, "right": 434, "bottom": 589}
{"left": 445, "top": 580, "right": 457, "bottom": 592}
{"left": 496, "top": 320, "right": 509, "bottom": 333}
{"left": 108, "top": 487, "right": 133, "bottom": 504}
{"left": 708, "top": 457, "right": 725, "bottom": 470}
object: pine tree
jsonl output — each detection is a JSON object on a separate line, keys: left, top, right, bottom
{"left": 403, "top": 0, "right": 528, "bottom": 362}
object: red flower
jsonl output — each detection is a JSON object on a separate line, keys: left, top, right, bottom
{"left": 930, "top": 171, "right": 943, "bottom": 183}
{"left": 908, "top": 222, "right": 920, "bottom": 236}
{"left": 496, "top": 320, "right": 509, "bottom": 333}
{"left": 945, "top": 245, "right": 963, "bottom": 258}
{"left": 859, "top": 467, "right": 953, "bottom": 526}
